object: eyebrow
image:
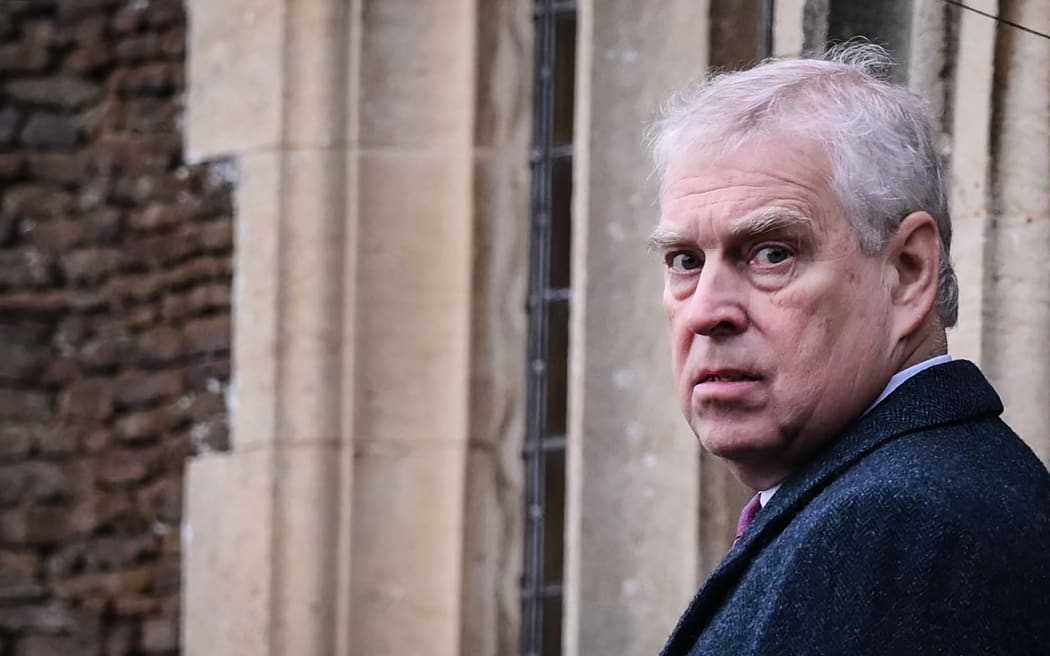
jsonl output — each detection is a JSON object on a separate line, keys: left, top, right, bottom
{"left": 728, "top": 208, "right": 815, "bottom": 239}
{"left": 647, "top": 208, "right": 815, "bottom": 253}
{"left": 646, "top": 226, "right": 691, "bottom": 253}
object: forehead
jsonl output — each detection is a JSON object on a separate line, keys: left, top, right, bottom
{"left": 657, "top": 136, "right": 840, "bottom": 241}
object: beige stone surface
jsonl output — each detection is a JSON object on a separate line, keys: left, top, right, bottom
{"left": 184, "top": 443, "right": 345, "bottom": 656}
{"left": 271, "top": 442, "right": 344, "bottom": 655}
{"left": 359, "top": 0, "right": 476, "bottom": 149}
{"left": 230, "top": 151, "right": 282, "bottom": 448}
{"left": 987, "top": 216, "right": 1050, "bottom": 462}
{"left": 774, "top": 0, "right": 806, "bottom": 57}
{"left": 349, "top": 439, "right": 468, "bottom": 655}
{"left": 186, "top": 3, "right": 363, "bottom": 655}
{"left": 985, "top": 0, "right": 1050, "bottom": 464}
{"left": 907, "top": 0, "right": 950, "bottom": 125}
{"left": 226, "top": 93, "right": 353, "bottom": 447}
{"left": 185, "top": 0, "right": 286, "bottom": 159}
{"left": 460, "top": 0, "right": 533, "bottom": 650}
{"left": 566, "top": 1, "right": 707, "bottom": 654}
{"left": 348, "top": 0, "right": 478, "bottom": 652}
{"left": 947, "top": 2, "right": 996, "bottom": 363}
{"left": 282, "top": 0, "right": 353, "bottom": 147}
{"left": 354, "top": 152, "right": 473, "bottom": 444}
{"left": 276, "top": 147, "right": 350, "bottom": 443}
{"left": 183, "top": 449, "right": 274, "bottom": 656}
{"left": 459, "top": 444, "right": 522, "bottom": 655}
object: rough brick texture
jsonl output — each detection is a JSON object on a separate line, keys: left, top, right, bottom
{"left": 0, "top": 1, "right": 232, "bottom": 654}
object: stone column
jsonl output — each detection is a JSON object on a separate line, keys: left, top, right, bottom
{"left": 985, "top": 1, "right": 1050, "bottom": 463}
{"left": 460, "top": 1, "right": 532, "bottom": 654}
{"left": 774, "top": 0, "right": 808, "bottom": 57}
{"left": 182, "top": 1, "right": 354, "bottom": 654}
{"left": 565, "top": 2, "right": 707, "bottom": 654}
{"left": 947, "top": 0, "right": 996, "bottom": 364}
{"left": 182, "top": 1, "right": 482, "bottom": 654}
{"left": 906, "top": 0, "right": 955, "bottom": 125}
{"left": 349, "top": 1, "right": 476, "bottom": 652}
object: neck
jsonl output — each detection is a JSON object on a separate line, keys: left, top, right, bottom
{"left": 895, "top": 319, "right": 948, "bottom": 372}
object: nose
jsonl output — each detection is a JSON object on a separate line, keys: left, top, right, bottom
{"left": 680, "top": 260, "right": 748, "bottom": 339}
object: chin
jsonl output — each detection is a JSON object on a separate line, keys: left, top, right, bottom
{"left": 692, "top": 421, "right": 783, "bottom": 461}
{"left": 726, "top": 462, "right": 788, "bottom": 492}
{"left": 696, "top": 431, "right": 792, "bottom": 490}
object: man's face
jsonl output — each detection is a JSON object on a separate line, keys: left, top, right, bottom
{"left": 654, "top": 135, "right": 898, "bottom": 488}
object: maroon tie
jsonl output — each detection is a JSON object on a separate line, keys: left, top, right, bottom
{"left": 733, "top": 494, "right": 763, "bottom": 545}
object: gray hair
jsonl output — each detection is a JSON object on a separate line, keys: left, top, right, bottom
{"left": 648, "top": 43, "right": 958, "bottom": 327}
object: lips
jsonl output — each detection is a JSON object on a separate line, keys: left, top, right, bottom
{"left": 692, "top": 368, "right": 764, "bottom": 402}
{"left": 697, "top": 369, "right": 762, "bottom": 384}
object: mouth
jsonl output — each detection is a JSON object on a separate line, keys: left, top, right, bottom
{"left": 697, "top": 370, "right": 762, "bottom": 384}
{"left": 692, "top": 369, "right": 764, "bottom": 403}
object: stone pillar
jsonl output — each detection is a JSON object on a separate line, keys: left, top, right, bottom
{"left": 906, "top": 0, "right": 955, "bottom": 126}
{"left": 182, "top": 1, "right": 354, "bottom": 654}
{"left": 947, "top": 0, "right": 996, "bottom": 364}
{"left": 460, "top": 0, "right": 532, "bottom": 654}
{"left": 349, "top": 1, "right": 476, "bottom": 651}
{"left": 774, "top": 0, "right": 808, "bottom": 57}
{"left": 182, "top": 1, "right": 483, "bottom": 654}
{"left": 985, "top": 1, "right": 1050, "bottom": 463}
{"left": 565, "top": 2, "right": 706, "bottom": 654}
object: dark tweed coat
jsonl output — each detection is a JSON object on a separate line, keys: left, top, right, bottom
{"left": 661, "top": 360, "right": 1050, "bottom": 656}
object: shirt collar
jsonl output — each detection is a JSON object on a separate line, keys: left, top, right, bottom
{"left": 863, "top": 354, "right": 952, "bottom": 416}
{"left": 758, "top": 485, "right": 780, "bottom": 507}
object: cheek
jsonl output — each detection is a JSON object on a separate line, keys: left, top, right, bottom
{"left": 769, "top": 260, "right": 876, "bottom": 331}
{"left": 764, "top": 284, "right": 852, "bottom": 370}
{"left": 765, "top": 282, "right": 832, "bottom": 340}
{"left": 663, "top": 299, "right": 689, "bottom": 372}
{"left": 662, "top": 286, "right": 675, "bottom": 321}
{"left": 769, "top": 268, "right": 889, "bottom": 388}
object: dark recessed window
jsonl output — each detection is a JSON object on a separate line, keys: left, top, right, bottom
{"left": 523, "top": 2, "right": 575, "bottom": 655}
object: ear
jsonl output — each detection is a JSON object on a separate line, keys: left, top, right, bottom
{"left": 887, "top": 211, "right": 941, "bottom": 339}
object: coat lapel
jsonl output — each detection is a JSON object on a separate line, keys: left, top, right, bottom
{"left": 660, "top": 360, "right": 1003, "bottom": 656}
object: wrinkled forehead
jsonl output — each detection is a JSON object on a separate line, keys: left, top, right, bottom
{"left": 659, "top": 135, "right": 835, "bottom": 210}
{"left": 658, "top": 131, "right": 835, "bottom": 202}
{"left": 654, "top": 134, "right": 847, "bottom": 246}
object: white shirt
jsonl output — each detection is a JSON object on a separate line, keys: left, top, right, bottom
{"left": 758, "top": 354, "right": 952, "bottom": 507}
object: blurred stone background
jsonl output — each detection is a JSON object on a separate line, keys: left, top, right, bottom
{"left": 0, "top": 1, "right": 1047, "bottom": 656}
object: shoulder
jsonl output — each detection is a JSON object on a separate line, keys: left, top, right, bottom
{"left": 839, "top": 416, "right": 1049, "bottom": 524}
{"left": 729, "top": 414, "right": 1050, "bottom": 653}
{"left": 781, "top": 415, "right": 1050, "bottom": 569}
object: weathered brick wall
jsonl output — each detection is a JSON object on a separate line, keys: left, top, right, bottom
{"left": 0, "top": 1, "right": 233, "bottom": 654}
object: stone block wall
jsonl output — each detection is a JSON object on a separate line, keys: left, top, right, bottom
{"left": 0, "top": 1, "right": 232, "bottom": 654}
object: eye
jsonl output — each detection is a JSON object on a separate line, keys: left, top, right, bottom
{"left": 666, "top": 251, "right": 703, "bottom": 273}
{"left": 751, "top": 245, "right": 794, "bottom": 267}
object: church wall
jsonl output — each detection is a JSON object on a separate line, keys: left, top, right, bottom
{"left": 0, "top": 1, "right": 233, "bottom": 654}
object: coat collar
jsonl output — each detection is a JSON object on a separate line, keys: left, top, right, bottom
{"left": 660, "top": 360, "right": 1002, "bottom": 656}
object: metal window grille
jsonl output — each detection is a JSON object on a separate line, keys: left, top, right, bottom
{"left": 523, "top": 1, "right": 576, "bottom": 655}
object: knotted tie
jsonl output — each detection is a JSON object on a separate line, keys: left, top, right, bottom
{"left": 733, "top": 494, "right": 763, "bottom": 546}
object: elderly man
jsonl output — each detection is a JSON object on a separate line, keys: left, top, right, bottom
{"left": 649, "top": 45, "right": 1050, "bottom": 655}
